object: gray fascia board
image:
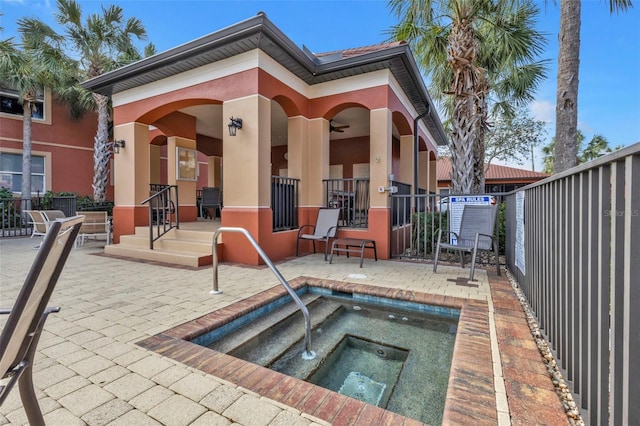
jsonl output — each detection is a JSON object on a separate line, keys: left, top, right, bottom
{"left": 82, "top": 17, "right": 265, "bottom": 94}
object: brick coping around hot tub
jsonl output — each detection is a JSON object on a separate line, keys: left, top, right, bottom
{"left": 136, "top": 277, "right": 497, "bottom": 425}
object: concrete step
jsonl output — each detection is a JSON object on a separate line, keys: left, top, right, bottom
{"left": 104, "top": 243, "right": 219, "bottom": 267}
{"left": 210, "top": 293, "right": 324, "bottom": 354}
{"left": 224, "top": 296, "right": 344, "bottom": 367}
{"left": 133, "top": 226, "right": 216, "bottom": 242}
{"left": 105, "top": 225, "right": 220, "bottom": 267}
{"left": 119, "top": 234, "right": 213, "bottom": 253}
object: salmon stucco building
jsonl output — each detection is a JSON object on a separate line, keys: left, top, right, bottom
{"left": 81, "top": 12, "right": 449, "bottom": 265}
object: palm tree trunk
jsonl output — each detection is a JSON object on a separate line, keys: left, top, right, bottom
{"left": 472, "top": 74, "right": 489, "bottom": 194}
{"left": 21, "top": 98, "right": 33, "bottom": 211}
{"left": 448, "top": 12, "right": 479, "bottom": 194}
{"left": 92, "top": 93, "right": 111, "bottom": 202}
{"left": 554, "top": 0, "right": 581, "bottom": 173}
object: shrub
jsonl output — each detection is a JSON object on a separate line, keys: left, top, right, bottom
{"left": 411, "top": 211, "right": 449, "bottom": 256}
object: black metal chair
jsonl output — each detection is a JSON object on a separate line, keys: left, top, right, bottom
{"left": 0, "top": 215, "right": 83, "bottom": 425}
{"left": 200, "top": 187, "right": 222, "bottom": 219}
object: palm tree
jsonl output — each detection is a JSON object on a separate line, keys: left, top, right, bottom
{"left": 553, "top": 0, "right": 632, "bottom": 173}
{"left": 0, "top": 21, "right": 71, "bottom": 210}
{"left": 52, "top": 0, "right": 149, "bottom": 202}
{"left": 542, "top": 132, "right": 621, "bottom": 173}
{"left": 388, "top": 0, "right": 547, "bottom": 193}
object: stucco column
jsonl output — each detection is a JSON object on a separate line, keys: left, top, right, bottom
{"left": 429, "top": 154, "right": 437, "bottom": 193}
{"left": 223, "top": 95, "right": 270, "bottom": 208}
{"left": 222, "top": 94, "right": 271, "bottom": 264}
{"left": 207, "top": 156, "right": 222, "bottom": 187}
{"left": 369, "top": 108, "right": 392, "bottom": 208}
{"left": 112, "top": 122, "right": 150, "bottom": 242}
{"left": 419, "top": 151, "right": 429, "bottom": 192}
{"left": 113, "top": 122, "right": 150, "bottom": 205}
{"left": 306, "top": 118, "right": 330, "bottom": 207}
{"left": 286, "top": 116, "right": 309, "bottom": 204}
{"left": 398, "top": 134, "right": 414, "bottom": 187}
{"left": 150, "top": 145, "right": 161, "bottom": 184}
{"left": 167, "top": 136, "right": 197, "bottom": 221}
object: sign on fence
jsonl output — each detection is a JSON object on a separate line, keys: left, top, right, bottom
{"left": 515, "top": 191, "right": 526, "bottom": 274}
{"left": 449, "top": 195, "right": 494, "bottom": 245}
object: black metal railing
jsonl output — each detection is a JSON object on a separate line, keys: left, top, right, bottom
{"left": 141, "top": 184, "right": 179, "bottom": 249}
{"left": 271, "top": 176, "right": 299, "bottom": 231}
{"left": 504, "top": 143, "right": 640, "bottom": 425}
{"left": 1, "top": 194, "right": 115, "bottom": 238}
{"left": 391, "top": 181, "right": 412, "bottom": 227}
{"left": 323, "top": 178, "right": 370, "bottom": 228}
{"left": 0, "top": 197, "right": 30, "bottom": 237}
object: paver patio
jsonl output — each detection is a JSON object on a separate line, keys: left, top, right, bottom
{"left": 0, "top": 237, "right": 567, "bottom": 425}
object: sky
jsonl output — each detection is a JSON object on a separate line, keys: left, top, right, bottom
{"left": 1, "top": 0, "right": 639, "bottom": 171}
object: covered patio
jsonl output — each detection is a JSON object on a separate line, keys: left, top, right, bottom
{"left": 81, "top": 12, "right": 445, "bottom": 266}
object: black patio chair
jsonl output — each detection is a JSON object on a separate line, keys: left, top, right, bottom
{"left": 0, "top": 215, "right": 84, "bottom": 425}
{"left": 200, "top": 187, "right": 222, "bottom": 219}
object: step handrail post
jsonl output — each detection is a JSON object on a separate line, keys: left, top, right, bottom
{"left": 211, "top": 227, "right": 315, "bottom": 359}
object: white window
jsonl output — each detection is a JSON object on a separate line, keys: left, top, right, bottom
{"left": 0, "top": 152, "right": 46, "bottom": 193}
{"left": 0, "top": 85, "right": 45, "bottom": 120}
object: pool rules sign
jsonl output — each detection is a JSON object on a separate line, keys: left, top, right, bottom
{"left": 448, "top": 195, "right": 494, "bottom": 245}
{"left": 515, "top": 191, "right": 526, "bottom": 275}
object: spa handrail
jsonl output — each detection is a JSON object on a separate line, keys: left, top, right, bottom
{"left": 211, "top": 227, "right": 314, "bottom": 358}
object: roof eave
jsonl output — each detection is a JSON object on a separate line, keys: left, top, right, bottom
{"left": 81, "top": 13, "right": 449, "bottom": 146}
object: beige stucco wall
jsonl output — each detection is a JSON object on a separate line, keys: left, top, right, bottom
{"left": 167, "top": 136, "right": 197, "bottom": 207}
{"left": 113, "top": 122, "right": 150, "bottom": 205}
{"left": 222, "top": 94, "right": 271, "bottom": 207}
{"left": 369, "top": 108, "right": 392, "bottom": 208}
{"left": 286, "top": 115, "right": 309, "bottom": 204}
{"left": 398, "top": 134, "right": 414, "bottom": 185}
{"left": 207, "top": 156, "right": 222, "bottom": 187}
{"left": 306, "top": 118, "right": 330, "bottom": 207}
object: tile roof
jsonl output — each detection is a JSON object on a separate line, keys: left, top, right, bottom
{"left": 315, "top": 41, "right": 407, "bottom": 58}
{"left": 436, "top": 157, "right": 549, "bottom": 182}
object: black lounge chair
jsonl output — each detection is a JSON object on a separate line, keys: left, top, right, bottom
{"left": 0, "top": 216, "right": 84, "bottom": 425}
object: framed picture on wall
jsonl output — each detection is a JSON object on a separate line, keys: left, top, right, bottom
{"left": 176, "top": 147, "right": 197, "bottom": 181}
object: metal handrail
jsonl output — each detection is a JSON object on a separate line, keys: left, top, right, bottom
{"left": 211, "top": 227, "right": 315, "bottom": 360}
{"left": 141, "top": 185, "right": 179, "bottom": 249}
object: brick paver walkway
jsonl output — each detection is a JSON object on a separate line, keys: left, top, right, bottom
{"left": 0, "top": 237, "right": 567, "bottom": 425}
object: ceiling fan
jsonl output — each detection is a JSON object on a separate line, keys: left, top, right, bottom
{"left": 329, "top": 119, "right": 350, "bottom": 133}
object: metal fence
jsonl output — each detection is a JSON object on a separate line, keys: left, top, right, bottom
{"left": 0, "top": 195, "right": 114, "bottom": 238}
{"left": 323, "top": 178, "right": 370, "bottom": 228}
{"left": 504, "top": 143, "right": 639, "bottom": 425}
{"left": 271, "top": 176, "right": 299, "bottom": 231}
{"left": 390, "top": 192, "right": 505, "bottom": 262}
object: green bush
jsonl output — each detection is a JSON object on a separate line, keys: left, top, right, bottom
{"left": 410, "top": 211, "right": 449, "bottom": 256}
{"left": 0, "top": 188, "right": 21, "bottom": 229}
{"left": 410, "top": 203, "right": 506, "bottom": 257}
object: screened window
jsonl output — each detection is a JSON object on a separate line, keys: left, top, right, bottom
{"left": 0, "top": 152, "right": 45, "bottom": 193}
{"left": 0, "top": 85, "right": 45, "bottom": 120}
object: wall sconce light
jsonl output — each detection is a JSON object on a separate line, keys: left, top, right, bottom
{"left": 228, "top": 117, "right": 243, "bottom": 136}
{"left": 113, "top": 140, "right": 125, "bottom": 154}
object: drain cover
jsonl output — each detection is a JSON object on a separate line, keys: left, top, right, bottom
{"left": 338, "top": 371, "right": 386, "bottom": 406}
